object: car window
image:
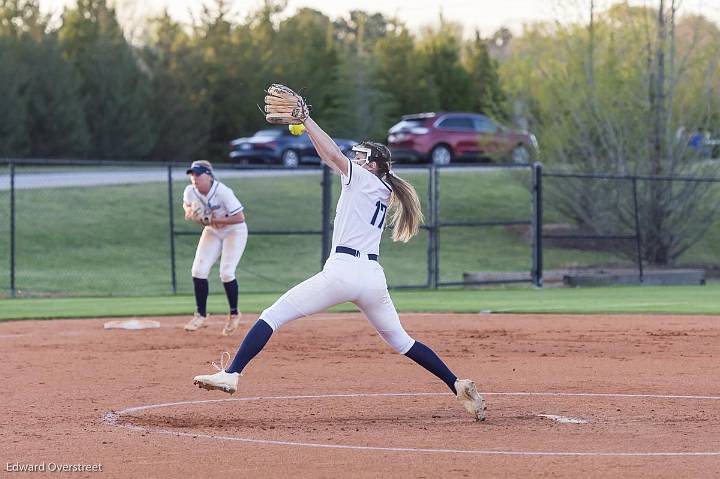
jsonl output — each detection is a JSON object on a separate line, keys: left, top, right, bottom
{"left": 295, "top": 133, "right": 311, "bottom": 143}
{"left": 254, "top": 129, "right": 283, "bottom": 138}
{"left": 473, "top": 117, "right": 498, "bottom": 133}
{"left": 389, "top": 119, "right": 425, "bottom": 133}
{"left": 437, "top": 117, "right": 474, "bottom": 129}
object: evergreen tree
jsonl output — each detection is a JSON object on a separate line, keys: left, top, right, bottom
{"left": 60, "top": 0, "right": 154, "bottom": 158}
{"left": 373, "top": 21, "right": 438, "bottom": 119}
{"left": 275, "top": 8, "right": 340, "bottom": 125}
{"left": 417, "top": 19, "right": 471, "bottom": 111}
{"left": 329, "top": 52, "right": 392, "bottom": 141}
{"left": 191, "top": 0, "right": 275, "bottom": 157}
{"left": 142, "top": 12, "right": 209, "bottom": 162}
{"left": 465, "top": 30, "right": 508, "bottom": 121}
{"left": 0, "top": 37, "right": 29, "bottom": 155}
{"left": 333, "top": 10, "right": 388, "bottom": 52}
{"left": 1, "top": 0, "right": 88, "bottom": 157}
{"left": 24, "top": 34, "right": 89, "bottom": 157}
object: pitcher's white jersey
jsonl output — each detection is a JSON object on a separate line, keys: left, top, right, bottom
{"left": 257, "top": 158, "right": 414, "bottom": 354}
{"left": 183, "top": 181, "right": 244, "bottom": 232}
{"left": 332, "top": 159, "right": 393, "bottom": 256}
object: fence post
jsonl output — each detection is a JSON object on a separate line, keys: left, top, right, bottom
{"left": 531, "top": 162, "right": 543, "bottom": 288}
{"left": 321, "top": 164, "right": 332, "bottom": 267}
{"left": 167, "top": 164, "right": 177, "bottom": 294}
{"left": 425, "top": 164, "right": 434, "bottom": 288}
{"left": 631, "top": 177, "right": 644, "bottom": 283}
{"left": 432, "top": 165, "right": 440, "bottom": 289}
{"left": 10, "top": 161, "right": 16, "bottom": 297}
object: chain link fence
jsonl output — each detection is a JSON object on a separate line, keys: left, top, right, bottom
{"left": 0, "top": 162, "right": 10, "bottom": 294}
{"left": 2, "top": 161, "right": 178, "bottom": 296}
{"left": 540, "top": 170, "right": 720, "bottom": 284}
{"left": 171, "top": 165, "right": 330, "bottom": 296}
{"left": 1, "top": 160, "right": 540, "bottom": 297}
{"left": 4, "top": 159, "right": 719, "bottom": 297}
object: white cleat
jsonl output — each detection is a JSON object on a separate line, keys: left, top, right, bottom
{"left": 193, "top": 370, "right": 239, "bottom": 394}
{"left": 184, "top": 313, "right": 208, "bottom": 331}
{"left": 455, "top": 379, "right": 487, "bottom": 421}
{"left": 193, "top": 352, "right": 238, "bottom": 394}
{"left": 222, "top": 313, "right": 242, "bottom": 336}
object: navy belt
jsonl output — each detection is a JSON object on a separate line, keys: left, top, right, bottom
{"left": 335, "top": 246, "right": 378, "bottom": 262}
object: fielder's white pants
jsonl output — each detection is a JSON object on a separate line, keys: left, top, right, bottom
{"left": 261, "top": 252, "right": 415, "bottom": 354}
{"left": 191, "top": 223, "right": 248, "bottom": 283}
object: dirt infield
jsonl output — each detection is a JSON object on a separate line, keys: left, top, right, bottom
{"left": 2, "top": 312, "right": 720, "bottom": 478}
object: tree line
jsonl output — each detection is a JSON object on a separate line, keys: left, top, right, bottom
{"left": 2, "top": 0, "right": 720, "bottom": 266}
{"left": 499, "top": 1, "right": 720, "bottom": 265}
{"left": 0, "top": 0, "right": 507, "bottom": 161}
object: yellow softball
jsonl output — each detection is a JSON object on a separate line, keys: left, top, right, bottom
{"left": 289, "top": 123, "right": 306, "bottom": 136}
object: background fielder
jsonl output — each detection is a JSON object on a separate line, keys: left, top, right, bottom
{"left": 192, "top": 85, "right": 485, "bottom": 421}
{"left": 183, "top": 160, "right": 248, "bottom": 336}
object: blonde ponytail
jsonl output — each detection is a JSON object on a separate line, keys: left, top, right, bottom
{"left": 386, "top": 174, "right": 424, "bottom": 242}
{"left": 353, "top": 140, "right": 424, "bottom": 241}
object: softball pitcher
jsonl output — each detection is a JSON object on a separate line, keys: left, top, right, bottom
{"left": 192, "top": 86, "right": 485, "bottom": 420}
{"left": 182, "top": 160, "right": 247, "bottom": 336}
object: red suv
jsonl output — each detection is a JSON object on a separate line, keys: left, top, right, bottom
{"left": 387, "top": 112, "right": 538, "bottom": 165}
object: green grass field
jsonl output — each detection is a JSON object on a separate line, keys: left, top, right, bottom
{"left": 1, "top": 167, "right": 719, "bottom": 298}
{"left": 1, "top": 283, "right": 718, "bottom": 320}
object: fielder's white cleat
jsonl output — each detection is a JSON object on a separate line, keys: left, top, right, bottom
{"left": 222, "top": 313, "right": 242, "bottom": 336}
{"left": 455, "top": 379, "right": 486, "bottom": 421}
{"left": 184, "top": 313, "right": 208, "bottom": 331}
{"left": 193, "top": 352, "right": 239, "bottom": 394}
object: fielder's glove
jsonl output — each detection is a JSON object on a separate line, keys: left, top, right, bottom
{"left": 264, "top": 84, "right": 311, "bottom": 124}
{"left": 189, "top": 200, "right": 213, "bottom": 226}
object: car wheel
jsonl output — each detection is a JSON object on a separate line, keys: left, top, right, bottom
{"left": 281, "top": 149, "right": 300, "bottom": 168}
{"left": 511, "top": 145, "right": 531, "bottom": 164}
{"left": 430, "top": 145, "right": 452, "bottom": 166}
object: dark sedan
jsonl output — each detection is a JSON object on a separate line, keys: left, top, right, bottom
{"left": 229, "top": 128, "right": 357, "bottom": 168}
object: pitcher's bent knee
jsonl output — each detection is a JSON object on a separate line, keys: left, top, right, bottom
{"left": 259, "top": 299, "right": 305, "bottom": 331}
{"left": 380, "top": 330, "right": 415, "bottom": 354}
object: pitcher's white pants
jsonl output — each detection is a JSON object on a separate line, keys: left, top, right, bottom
{"left": 191, "top": 223, "right": 248, "bottom": 282}
{"left": 261, "top": 253, "right": 415, "bottom": 354}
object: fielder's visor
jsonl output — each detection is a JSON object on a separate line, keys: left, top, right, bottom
{"left": 186, "top": 162, "right": 213, "bottom": 176}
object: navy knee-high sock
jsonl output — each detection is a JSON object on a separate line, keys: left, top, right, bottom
{"left": 192, "top": 277, "right": 209, "bottom": 317}
{"left": 223, "top": 279, "right": 239, "bottom": 315}
{"left": 226, "top": 319, "right": 274, "bottom": 374}
{"left": 404, "top": 341, "right": 458, "bottom": 394}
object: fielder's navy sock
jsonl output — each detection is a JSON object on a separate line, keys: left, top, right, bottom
{"left": 405, "top": 341, "right": 458, "bottom": 394}
{"left": 223, "top": 279, "right": 239, "bottom": 315}
{"left": 226, "top": 319, "right": 274, "bottom": 374}
{"left": 192, "top": 277, "right": 209, "bottom": 317}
